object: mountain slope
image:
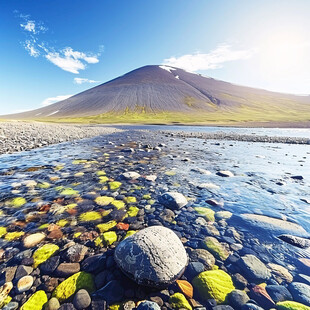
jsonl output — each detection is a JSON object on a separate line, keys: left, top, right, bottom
{"left": 3, "top": 65, "right": 310, "bottom": 124}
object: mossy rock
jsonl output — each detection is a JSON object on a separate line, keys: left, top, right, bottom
{"left": 124, "top": 230, "right": 136, "bottom": 239}
{"left": 96, "top": 170, "right": 106, "bottom": 176}
{"left": 4, "top": 231, "right": 25, "bottom": 241}
{"left": 9, "top": 197, "right": 27, "bottom": 207}
{"left": 142, "top": 194, "right": 151, "bottom": 200}
{"left": 127, "top": 206, "right": 139, "bottom": 217}
{"left": 277, "top": 301, "right": 310, "bottom": 310}
{"left": 109, "top": 181, "right": 122, "bottom": 190}
{"left": 95, "top": 196, "right": 114, "bottom": 206}
{"left": 52, "top": 271, "right": 95, "bottom": 302}
{"left": 215, "top": 211, "right": 232, "bottom": 220}
{"left": 97, "top": 220, "right": 117, "bottom": 233}
{"left": 79, "top": 211, "right": 102, "bottom": 222}
{"left": 192, "top": 270, "right": 235, "bottom": 304}
{"left": 169, "top": 292, "right": 192, "bottom": 310}
{"left": 74, "top": 172, "right": 84, "bottom": 177}
{"left": 60, "top": 188, "right": 79, "bottom": 196}
{"left": 194, "top": 207, "right": 215, "bottom": 222}
{"left": 38, "top": 223, "right": 49, "bottom": 230}
{"left": 111, "top": 200, "right": 125, "bottom": 209}
{"left": 124, "top": 196, "right": 137, "bottom": 204}
{"left": 33, "top": 244, "right": 59, "bottom": 268}
{"left": 202, "top": 236, "right": 229, "bottom": 261}
{"left": 57, "top": 219, "right": 69, "bottom": 227}
{"left": 21, "top": 290, "right": 48, "bottom": 310}
{"left": 0, "top": 227, "right": 7, "bottom": 238}
{"left": 37, "top": 182, "right": 51, "bottom": 189}
{"left": 102, "top": 231, "right": 118, "bottom": 245}
{"left": 99, "top": 176, "right": 109, "bottom": 183}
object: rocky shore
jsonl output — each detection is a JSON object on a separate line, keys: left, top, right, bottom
{"left": 0, "top": 129, "right": 309, "bottom": 310}
{"left": 0, "top": 122, "right": 121, "bottom": 155}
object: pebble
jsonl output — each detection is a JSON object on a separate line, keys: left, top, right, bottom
{"left": 23, "top": 233, "right": 46, "bottom": 248}
{"left": 73, "top": 289, "right": 91, "bottom": 310}
{"left": 137, "top": 301, "right": 161, "bottom": 310}
{"left": 16, "top": 275, "right": 33, "bottom": 293}
{"left": 288, "top": 282, "right": 310, "bottom": 306}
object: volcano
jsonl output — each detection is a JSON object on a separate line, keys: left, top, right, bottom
{"left": 3, "top": 65, "right": 310, "bottom": 124}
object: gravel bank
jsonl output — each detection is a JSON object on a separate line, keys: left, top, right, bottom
{"left": 161, "top": 130, "right": 310, "bottom": 144}
{"left": 0, "top": 121, "right": 122, "bottom": 155}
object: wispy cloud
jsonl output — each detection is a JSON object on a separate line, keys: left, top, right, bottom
{"left": 163, "top": 44, "right": 254, "bottom": 72}
{"left": 17, "top": 13, "right": 102, "bottom": 74}
{"left": 74, "top": 77, "right": 101, "bottom": 84}
{"left": 41, "top": 94, "right": 73, "bottom": 107}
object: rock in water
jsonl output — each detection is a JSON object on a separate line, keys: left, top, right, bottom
{"left": 278, "top": 234, "right": 310, "bottom": 249}
{"left": 158, "top": 192, "right": 187, "bottom": 210}
{"left": 114, "top": 226, "right": 188, "bottom": 287}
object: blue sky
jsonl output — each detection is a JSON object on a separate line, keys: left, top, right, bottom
{"left": 1, "top": 0, "right": 310, "bottom": 114}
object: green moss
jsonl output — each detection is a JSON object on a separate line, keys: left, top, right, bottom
{"left": 96, "top": 170, "right": 106, "bottom": 176}
{"left": 37, "top": 182, "right": 51, "bottom": 189}
{"left": 165, "top": 170, "right": 176, "bottom": 176}
{"left": 4, "top": 231, "right": 25, "bottom": 241}
{"left": 20, "top": 290, "right": 47, "bottom": 310}
{"left": 192, "top": 270, "right": 235, "bottom": 304}
{"left": 109, "top": 181, "right": 122, "bottom": 190}
{"left": 102, "top": 231, "right": 118, "bottom": 245}
{"left": 99, "top": 176, "right": 109, "bottom": 183}
{"left": 97, "top": 220, "right": 117, "bottom": 233}
{"left": 276, "top": 301, "right": 310, "bottom": 310}
{"left": 38, "top": 223, "right": 49, "bottom": 230}
{"left": 72, "top": 159, "right": 88, "bottom": 164}
{"left": 0, "top": 227, "right": 7, "bottom": 238}
{"left": 127, "top": 206, "right": 139, "bottom": 217}
{"left": 125, "top": 230, "right": 136, "bottom": 239}
{"left": 73, "top": 232, "right": 82, "bottom": 238}
{"left": 111, "top": 200, "right": 125, "bottom": 209}
{"left": 124, "top": 196, "right": 137, "bottom": 204}
{"left": 194, "top": 207, "right": 215, "bottom": 222}
{"left": 52, "top": 271, "right": 95, "bottom": 302}
{"left": 79, "top": 211, "right": 102, "bottom": 222}
{"left": 1, "top": 296, "right": 12, "bottom": 308}
{"left": 33, "top": 243, "right": 59, "bottom": 268}
{"left": 202, "top": 236, "right": 229, "bottom": 261}
{"left": 169, "top": 292, "right": 192, "bottom": 310}
{"left": 57, "top": 219, "right": 69, "bottom": 227}
{"left": 95, "top": 196, "right": 114, "bottom": 206}
{"left": 9, "top": 197, "right": 27, "bottom": 207}
{"left": 60, "top": 188, "right": 79, "bottom": 196}
{"left": 142, "top": 194, "right": 151, "bottom": 200}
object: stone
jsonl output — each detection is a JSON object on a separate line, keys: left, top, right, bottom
{"left": 56, "top": 263, "right": 80, "bottom": 277}
{"left": 249, "top": 284, "right": 275, "bottom": 309}
{"left": 52, "top": 271, "right": 95, "bottom": 302}
{"left": 122, "top": 172, "right": 141, "bottom": 180}
{"left": 266, "top": 285, "right": 292, "bottom": 303}
{"left": 123, "top": 300, "right": 136, "bottom": 310}
{"left": 189, "top": 248, "right": 215, "bottom": 269}
{"left": 267, "top": 263, "right": 293, "bottom": 284}
{"left": 194, "top": 207, "right": 215, "bottom": 222}
{"left": 202, "top": 237, "right": 229, "bottom": 261}
{"left": 73, "top": 289, "right": 91, "bottom": 310}
{"left": 229, "top": 290, "right": 250, "bottom": 308}
{"left": 14, "top": 265, "right": 33, "bottom": 280}
{"left": 81, "top": 254, "right": 106, "bottom": 273}
{"left": 216, "top": 170, "right": 234, "bottom": 177}
{"left": 238, "top": 255, "right": 271, "bottom": 282}
{"left": 169, "top": 293, "right": 192, "bottom": 310}
{"left": 192, "top": 270, "right": 235, "bottom": 304}
{"left": 0, "top": 282, "right": 13, "bottom": 308}
{"left": 23, "top": 233, "right": 45, "bottom": 248}
{"left": 241, "top": 304, "right": 264, "bottom": 310}
{"left": 213, "top": 306, "right": 234, "bottom": 310}
{"left": 40, "top": 256, "right": 60, "bottom": 275}
{"left": 288, "top": 282, "right": 310, "bottom": 306}
{"left": 16, "top": 276, "right": 34, "bottom": 293}
{"left": 158, "top": 192, "right": 187, "bottom": 210}
{"left": 32, "top": 244, "right": 59, "bottom": 268}
{"left": 114, "top": 226, "right": 188, "bottom": 287}
{"left": 296, "top": 274, "right": 310, "bottom": 286}
{"left": 59, "top": 304, "right": 75, "bottom": 310}
{"left": 45, "top": 297, "right": 60, "bottom": 310}
{"left": 42, "top": 277, "right": 58, "bottom": 292}
{"left": 137, "top": 301, "right": 160, "bottom": 310}
{"left": 65, "top": 244, "right": 88, "bottom": 263}
{"left": 206, "top": 199, "right": 224, "bottom": 208}
{"left": 20, "top": 290, "right": 47, "bottom": 310}
{"left": 278, "top": 234, "right": 310, "bottom": 248}
{"left": 276, "top": 301, "right": 310, "bottom": 310}
{"left": 184, "top": 262, "right": 205, "bottom": 280}
{"left": 232, "top": 273, "right": 248, "bottom": 290}
{"left": 91, "top": 280, "right": 124, "bottom": 305}
{"left": 2, "top": 301, "right": 19, "bottom": 310}
{"left": 176, "top": 280, "right": 193, "bottom": 299}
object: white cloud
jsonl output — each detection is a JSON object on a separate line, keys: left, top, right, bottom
{"left": 20, "top": 20, "right": 36, "bottom": 33}
{"left": 163, "top": 44, "right": 254, "bottom": 72}
{"left": 19, "top": 16, "right": 47, "bottom": 34}
{"left": 74, "top": 77, "right": 101, "bottom": 84}
{"left": 41, "top": 94, "right": 73, "bottom": 107}
{"left": 24, "top": 40, "right": 40, "bottom": 57}
{"left": 45, "top": 47, "right": 100, "bottom": 74}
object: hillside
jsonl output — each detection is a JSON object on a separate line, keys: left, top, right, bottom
{"left": 3, "top": 65, "right": 310, "bottom": 125}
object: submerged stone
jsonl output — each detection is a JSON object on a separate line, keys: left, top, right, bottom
{"left": 114, "top": 226, "right": 188, "bottom": 287}
{"left": 159, "top": 192, "right": 187, "bottom": 210}
{"left": 20, "top": 290, "right": 47, "bottom": 310}
{"left": 33, "top": 244, "right": 59, "bottom": 268}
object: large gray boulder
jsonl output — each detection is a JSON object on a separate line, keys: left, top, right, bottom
{"left": 114, "top": 226, "right": 188, "bottom": 287}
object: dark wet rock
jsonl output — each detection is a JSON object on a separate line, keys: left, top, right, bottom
{"left": 92, "top": 280, "right": 124, "bottom": 304}
{"left": 241, "top": 304, "right": 264, "bottom": 310}
{"left": 2, "top": 302, "right": 19, "bottom": 310}
{"left": 158, "top": 192, "right": 187, "bottom": 210}
{"left": 59, "top": 303, "right": 76, "bottom": 310}
{"left": 212, "top": 306, "right": 234, "bottom": 310}
{"left": 249, "top": 285, "right": 275, "bottom": 309}
{"left": 237, "top": 255, "right": 271, "bottom": 282}
{"left": 81, "top": 254, "right": 106, "bottom": 273}
{"left": 137, "top": 301, "right": 161, "bottom": 310}
{"left": 232, "top": 273, "right": 248, "bottom": 290}
{"left": 278, "top": 234, "right": 310, "bottom": 248}
{"left": 206, "top": 199, "right": 224, "bottom": 208}
{"left": 266, "top": 285, "right": 292, "bottom": 303}
{"left": 73, "top": 289, "right": 91, "bottom": 310}
{"left": 288, "top": 282, "right": 310, "bottom": 306}
{"left": 216, "top": 170, "right": 234, "bottom": 177}
{"left": 149, "top": 296, "right": 164, "bottom": 307}
{"left": 229, "top": 290, "right": 250, "bottom": 308}
{"left": 14, "top": 265, "right": 33, "bottom": 280}
{"left": 1, "top": 267, "right": 17, "bottom": 284}
{"left": 296, "top": 274, "right": 310, "bottom": 285}
{"left": 91, "top": 300, "right": 107, "bottom": 310}
{"left": 114, "top": 226, "right": 188, "bottom": 287}
{"left": 41, "top": 276, "right": 58, "bottom": 292}
{"left": 40, "top": 255, "right": 60, "bottom": 275}
{"left": 188, "top": 248, "right": 215, "bottom": 269}
{"left": 56, "top": 263, "right": 80, "bottom": 277}
{"left": 291, "top": 175, "right": 303, "bottom": 180}
{"left": 65, "top": 244, "right": 88, "bottom": 263}
{"left": 184, "top": 262, "right": 205, "bottom": 280}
